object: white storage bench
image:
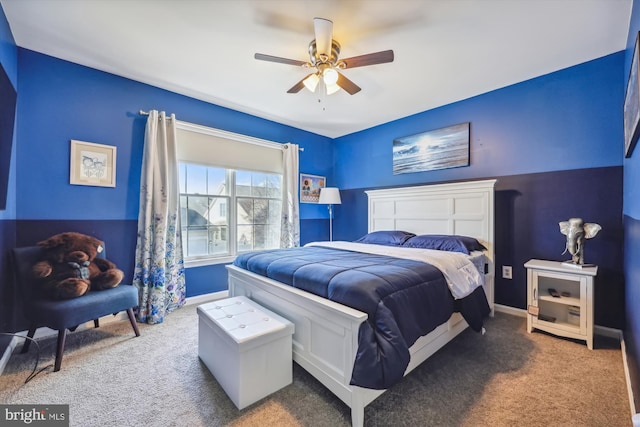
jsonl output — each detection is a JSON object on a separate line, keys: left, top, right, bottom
{"left": 197, "top": 296, "right": 294, "bottom": 409}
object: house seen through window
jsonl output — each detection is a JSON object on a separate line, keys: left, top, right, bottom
{"left": 179, "top": 162, "right": 282, "bottom": 263}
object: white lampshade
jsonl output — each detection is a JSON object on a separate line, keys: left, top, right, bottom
{"left": 322, "top": 67, "right": 339, "bottom": 85}
{"left": 303, "top": 73, "right": 320, "bottom": 92}
{"left": 325, "top": 82, "right": 340, "bottom": 95}
{"left": 318, "top": 187, "right": 341, "bottom": 204}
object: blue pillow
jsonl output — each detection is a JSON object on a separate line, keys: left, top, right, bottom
{"left": 354, "top": 230, "right": 416, "bottom": 246}
{"left": 402, "top": 234, "right": 486, "bottom": 254}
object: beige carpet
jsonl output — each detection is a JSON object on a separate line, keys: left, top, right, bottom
{"left": 0, "top": 305, "right": 631, "bottom": 427}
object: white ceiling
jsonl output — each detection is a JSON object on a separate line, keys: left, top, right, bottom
{"left": 1, "top": 0, "right": 632, "bottom": 138}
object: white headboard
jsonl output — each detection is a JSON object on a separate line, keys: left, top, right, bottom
{"left": 365, "top": 179, "right": 497, "bottom": 310}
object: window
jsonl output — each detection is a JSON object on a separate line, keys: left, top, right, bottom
{"left": 179, "top": 162, "right": 282, "bottom": 265}
{"left": 175, "top": 121, "right": 287, "bottom": 266}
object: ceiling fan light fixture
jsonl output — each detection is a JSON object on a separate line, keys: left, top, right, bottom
{"left": 322, "top": 67, "right": 339, "bottom": 85}
{"left": 325, "top": 82, "right": 341, "bottom": 95}
{"left": 303, "top": 73, "right": 320, "bottom": 92}
{"left": 255, "top": 18, "right": 393, "bottom": 96}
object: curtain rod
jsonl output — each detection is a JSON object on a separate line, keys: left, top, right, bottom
{"left": 139, "top": 109, "right": 168, "bottom": 117}
{"left": 139, "top": 110, "right": 303, "bottom": 151}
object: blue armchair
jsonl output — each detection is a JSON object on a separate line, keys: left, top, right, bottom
{"left": 11, "top": 245, "right": 140, "bottom": 371}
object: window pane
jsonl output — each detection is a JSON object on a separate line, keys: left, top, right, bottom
{"left": 180, "top": 195, "right": 230, "bottom": 257}
{"left": 237, "top": 225, "right": 253, "bottom": 252}
{"left": 207, "top": 197, "right": 228, "bottom": 225}
{"left": 185, "top": 164, "right": 207, "bottom": 195}
{"left": 209, "top": 226, "right": 228, "bottom": 254}
{"left": 183, "top": 195, "right": 208, "bottom": 257}
{"left": 185, "top": 195, "right": 209, "bottom": 227}
{"left": 181, "top": 226, "right": 188, "bottom": 255}
{"left": 236, "top": 170, "right": 251, "bottom": 196}
{"left": 253, "top": 199, "right": 269, "bottom": 224}
{"left": 237, "top": 198, "right": 253, "bottom": 224}
{"left": 254, "top": 225, "right": 267, "bottom": 250}
{"left": 180, "top": 195, "right": 188, "bottom": 224}
{"left": 251, "top": 172, "right": 268, "bottom": 197}
{"left": 235, "top": 197, "right": 281, "bottom": 252}
{"left": 207, "top": 167, "right": 227, "bottom": 196}
{"left": 187, "top": 228, "right": 209, "bottom": 256}
{"left": 269, "top": 200, "right": 282, "bottom": 225}
{"left": 266, "top": 224, "right": 280, "bottom": 248}
{"left": 266, "top": 174, "right": 282, "bottom": 198}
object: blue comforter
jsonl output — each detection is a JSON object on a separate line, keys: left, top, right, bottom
{"left": 233, "top": 246, "right": 489, "bottom": 389}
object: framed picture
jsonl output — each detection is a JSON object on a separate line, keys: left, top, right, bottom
{"left": 624, "top": 32, "right": 640, "bottom": 158}
{"left": 300, "top": 173, "right": 325, "bottom": 203}
{"left": 393, "top": 122, "right": 470, "bottom": 174}
{"left": 69, "top": 140, "right": 117, "bottom": 187}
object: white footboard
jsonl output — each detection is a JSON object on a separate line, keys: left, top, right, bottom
{"left": 227, "top": 266, "right": 367, "bottom": 404}
{"left": 227, "top": 265, "right": 471, "bottom": 427}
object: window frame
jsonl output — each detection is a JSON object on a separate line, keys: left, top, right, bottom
{"left": 181, "top": 165, "right": 282, "bottom": 268}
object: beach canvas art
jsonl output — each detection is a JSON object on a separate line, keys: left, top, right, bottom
{"left": 393, "top": 123, "right": 469, "bottom": 174}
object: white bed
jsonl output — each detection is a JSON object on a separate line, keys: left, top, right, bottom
{"left": 226, "top": 179, "right": 496, "bottom": 426}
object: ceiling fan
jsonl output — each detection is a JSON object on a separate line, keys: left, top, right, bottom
{"left": 254, "top": 17, "right": 394, "bottom": 96}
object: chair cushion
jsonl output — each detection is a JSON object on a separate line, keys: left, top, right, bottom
{"left": 27, "top": 285, "right": 139, "bottom": 331}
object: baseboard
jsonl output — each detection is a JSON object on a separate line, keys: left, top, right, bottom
{"left": 622, "top": 334, "right": 638, "bottom": 423}
{"left": 596, "top": 324, "right": 623, "bottom": 340}
{"left": 494, "top": 303, "right": 526, "bottom": 318}
{"left": 0, "top": 335, "right": 21, "bottom": 376}
{"left": 185, "top": 290, "right": 228, "bottom": 306}
{"left": 493, "top": 304, "right": 623, "bottom": 339}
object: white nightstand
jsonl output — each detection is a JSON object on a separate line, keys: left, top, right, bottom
{"left": 525, "top": 259, "right": 597, "bottom": 349}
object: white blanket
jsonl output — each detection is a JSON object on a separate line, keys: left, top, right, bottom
{"left": 305, "top": 241, "right": 485, "bottom": 300}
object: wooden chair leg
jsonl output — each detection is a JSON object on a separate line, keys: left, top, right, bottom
{"left": 126, "top": 308, "right": 141, "bottom": 337}
{"left": 21, "top": 327, "right": 36, "bottom": 353}
{"left": 94, "top": 319, "right": 99, "bottom": 328}
{"left": 54, "top": 329, "right": 67, "bottom": 372}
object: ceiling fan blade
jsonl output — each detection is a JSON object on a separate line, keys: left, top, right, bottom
{"left": 336, "top": 72, "right": 361, "bottom": 95}
{"left": 340, "top": 50, "right": 394, "bottom": 69}
{"left": 287, "top": 73, "right": 315, "bottom": 93}
{"left": 314, "top": 17, "right": 333, "bottom": 57}
{"left": 255, "top": 53, "right": 308, "bottom": 67}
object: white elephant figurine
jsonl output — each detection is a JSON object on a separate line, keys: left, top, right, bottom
{"left": 559, "top": 218, "right": 601, "bottom": 265}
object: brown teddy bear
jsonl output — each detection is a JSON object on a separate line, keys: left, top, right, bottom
{"left": 32, "top": 232, "right": 124, "bottom": 300}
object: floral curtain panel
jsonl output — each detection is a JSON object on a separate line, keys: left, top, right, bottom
{"left": 133, "top": 110, "right": 186, "bottom": 324}
{"left": 280, "top": 142, "right": 300, "bottom": 248}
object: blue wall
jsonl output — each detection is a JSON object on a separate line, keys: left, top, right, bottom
{"left": 624, "top": 0, "right": 640, "bottom": 412}
{"left": 0, "top": 4, "right": 17, "bottom": 346}
{"left": 333, "top": 53, "right": 625, "bottom": 329}
{"left": 0, "top": 5, "right": 16, "bottom": 220}
{"left": 334, "top": 54, "right": 622, "bottom": 191}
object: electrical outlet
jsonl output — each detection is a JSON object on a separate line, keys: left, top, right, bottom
{"left": 502, "top": 265, "right": 513, "bottom": 279}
